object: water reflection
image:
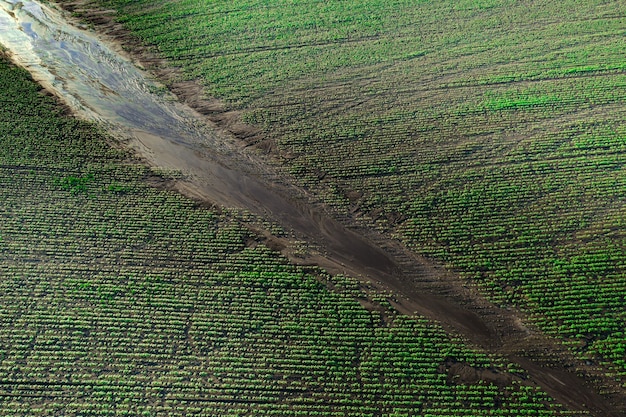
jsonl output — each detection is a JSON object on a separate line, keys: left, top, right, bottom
{"left": 0, "top": 0, "right": 200, "bottom": 141}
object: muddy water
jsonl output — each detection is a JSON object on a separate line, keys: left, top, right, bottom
{"left": 0, "top": 0, "right": 229, "bottom": 149}
{"left": 0, "top": 1, "right": 496, "bottom": 344}
{"left": 0, "top": 0, "right": 399, "bottom": 278}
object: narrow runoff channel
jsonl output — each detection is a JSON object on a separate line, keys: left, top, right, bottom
{"left": 0, "top": 0, "right": 399, "bottom": 283}
{"left": 0, "top": 1, "right": 622, "bottom": 415}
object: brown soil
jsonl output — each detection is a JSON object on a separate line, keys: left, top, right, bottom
{"left": 38, "top": 2, "right": 626, "bottom": 416}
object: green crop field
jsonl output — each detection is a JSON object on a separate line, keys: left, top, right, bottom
{"left": 67, "top": 0, "right": 626, "bottom": 394}
{"left": 0, "top": 54, "right": 586, "bottom": 416}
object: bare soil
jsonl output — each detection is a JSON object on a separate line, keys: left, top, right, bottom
{"left": 38, "top": 2, "right": 626, "bottom": 415}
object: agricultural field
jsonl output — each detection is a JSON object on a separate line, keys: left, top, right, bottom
{"left": 62, "top": 0, "right": 626, "bottom": 402}
{"left": 0, "top": 54, "right": 589, "bottom": 415}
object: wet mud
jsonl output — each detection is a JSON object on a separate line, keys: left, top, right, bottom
{"left": 0, "top": 1, "right": 624, "bottom": 415}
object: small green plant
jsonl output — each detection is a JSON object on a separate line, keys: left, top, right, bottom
{"left": 54, "top": 173, "right": 94, "bottom": 194}
{"left": 107, "top": 183, "right": 132, "bottom": 194}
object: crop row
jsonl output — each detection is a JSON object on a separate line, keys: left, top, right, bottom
{"left": 0, "top": 54, "right": 584, "bottom": 415}
{"left": 81, "top": 0, "right": 626, "bottom": 385}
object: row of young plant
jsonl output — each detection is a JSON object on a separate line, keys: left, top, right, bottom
{"left": 57, "top": 0, "right": 626, "bottom": 398}
{"left": 0, "top": 166, "right": 576, "bottom": 415}
{"left": 0, "top": 54, "right": 584, "bottom": 415}
{"left": 263, "top": 73, "right": 625, "bottom": 385}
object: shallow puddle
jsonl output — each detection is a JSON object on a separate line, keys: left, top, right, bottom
{"left": 1, "top": 0, "right": 200, "bottom": 139}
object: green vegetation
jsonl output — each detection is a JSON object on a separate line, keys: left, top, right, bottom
{"left": 54, "top": 173, "right": 95, "bottom": 194}
{"left": 0, "top": 54, "right": 581, "bottom": 415}
{"left": 78, "top": 0, "right": 626, "bottom": 386}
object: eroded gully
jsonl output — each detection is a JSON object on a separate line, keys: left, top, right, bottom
{"left": 0, "top": 1, "right": 622, "bottom": 415}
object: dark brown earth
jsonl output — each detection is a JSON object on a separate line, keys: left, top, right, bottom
{"left": 30, "top": 2, "right": 626, "bottom": 416}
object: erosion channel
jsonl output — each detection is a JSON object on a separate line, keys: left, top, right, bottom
{"left": 0, "top": 1, "right": 622, "bottom": 415}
